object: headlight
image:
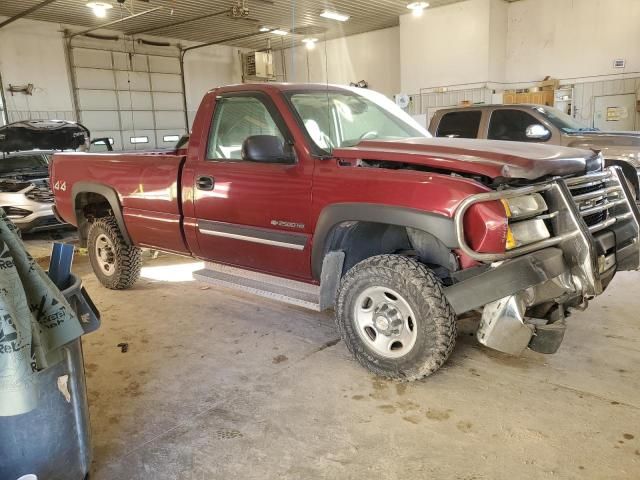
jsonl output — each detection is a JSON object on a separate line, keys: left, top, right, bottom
{"left": 502, "top": 194, "right": 550, "bottom": 250}
{"left": 506, "top": 218, "right": 551, "bottom": 250}
{"left": 501, "top": 193, "right": 547, "bottom": 219}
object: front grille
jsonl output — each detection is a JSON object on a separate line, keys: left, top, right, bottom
{"left": 566, "top": 175, "right": 627, "bottom": 234}
{"left": 571, "top": 182, "right": 604, "bottom": 197}
{"left": 25, "top": 180, "right": 54, "bottom": 203}
{"left": 583, "top": 211, "right": 607, "bottom": 226}
{"left": 569, "top": 180, "right": 609, "bottom": 227}
{"left": 454, "top": 167, "right": 638, "bottom": 265}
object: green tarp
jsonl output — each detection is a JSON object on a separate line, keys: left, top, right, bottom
{"left": 0, "top": 211, "right": 84, "bottom": 417}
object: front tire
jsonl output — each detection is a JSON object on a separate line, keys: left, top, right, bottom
{"left": 335, "top": 255, "right": 456, "bottom": 381}
{"left": 87, "top": 216, "right": 142, "bottom": 290}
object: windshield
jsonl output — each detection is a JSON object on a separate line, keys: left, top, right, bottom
{"left": 534, "top": 106, "right": 598, "bottom": 133}
{"left": 287, "top": 87, "right": 430, "bottom": 153}
{"left": 0, "top": 154, "right": 49, "bottom": 175}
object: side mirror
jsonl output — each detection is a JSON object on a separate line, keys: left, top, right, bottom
{"left": 525, "top": 124, "right": 551, "bottom": 140}
{"left": 241, "top": 135, "right": 295, "bottom": 164}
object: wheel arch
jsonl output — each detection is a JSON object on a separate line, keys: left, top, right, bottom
{"left": 71, "top": 182, "right": 131, "bottom": 246}
{"left": 311, "top": 203, "right": 458, "bottom": 280}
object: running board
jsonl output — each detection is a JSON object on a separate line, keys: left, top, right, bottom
{"left": 193, "top": 262, "right": 322, "bottom": 311}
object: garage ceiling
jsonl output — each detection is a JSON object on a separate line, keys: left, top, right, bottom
{"left": 0, "top": 0, "right": 483, "bottom": 50}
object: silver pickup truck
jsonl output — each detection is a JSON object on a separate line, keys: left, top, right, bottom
{"left": 428, "top": 104, "right": 640, "bottom": 198}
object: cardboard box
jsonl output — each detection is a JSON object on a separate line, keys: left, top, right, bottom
{"left": 540, "top": 76, "right": 560, "bottom": 91}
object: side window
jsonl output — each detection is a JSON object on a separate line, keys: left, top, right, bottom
{"left": 207, "top": 96, "right": 284, "bottom": 160}
{"left": 436, "top": 111, "right": 482, "bottom": 138}
{"left": 488, "top": 109, "right": 547, "bottom": 142}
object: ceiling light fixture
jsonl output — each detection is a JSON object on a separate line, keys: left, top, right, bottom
{"left": 319, "top": 10, "right": 350, "bottom": 22}
{"left": 407, "top": 2, "right": 429, "bottom": 17}
{"left": 259, "top": 26, "right": 271, "bottom": 32}
{"left": 302, "top": 38, "right": 319, "bottom": 50}
{"left": 86, "top": 1, "right": 113, "bottom": 18}
{"left": 271, "top": 29, "right": 288, "bottom": 36}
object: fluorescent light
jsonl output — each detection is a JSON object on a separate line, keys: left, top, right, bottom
{"left": 302, "top": 38, "right": 318, "bottom": 50}
{"left": 259, "top": 26, "right": 271, "bottom": 32}
{"left": 271, "top": 29, "right": 288, "bottom": 36}
{"left": 407, "top": 2, "right": 429, "bottom": 16}
{"left": 86, "top": 2, "right": 113, "bottom": 18}
{"left": 320, "top": 10, "right": 350, "bottom": 22}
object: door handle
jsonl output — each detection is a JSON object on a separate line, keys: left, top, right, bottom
{"left": 196, "top": 176, "right": 215, "bottom": 191}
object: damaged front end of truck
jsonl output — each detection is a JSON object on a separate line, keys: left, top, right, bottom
{"left": 445, "top": 160, "right": 640, "bottom": 356}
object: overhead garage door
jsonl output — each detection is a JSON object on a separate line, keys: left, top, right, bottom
{"left": 70, "top": 46, "right": 186, "bottom": 151}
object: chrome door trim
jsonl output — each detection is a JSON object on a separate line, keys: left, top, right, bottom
{"left": 197, "top": 220, "right": 307, "bottom": 251}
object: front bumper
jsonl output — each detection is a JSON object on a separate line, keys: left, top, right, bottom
{"left": 446, "top": 166, "right": 640, "bottom": 354}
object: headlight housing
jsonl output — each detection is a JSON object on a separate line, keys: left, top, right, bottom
{"left": 501, "top": 193, "right": 547, "bottom": 220}
{"left": 502, "top": 194, "right": 551, "bottom": 250}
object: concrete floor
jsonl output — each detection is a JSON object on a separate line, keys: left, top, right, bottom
{"left": 25, "top": 236, "right": 640, "bottom": 479}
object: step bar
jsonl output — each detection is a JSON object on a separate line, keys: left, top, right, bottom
{"left": 192, "top": 252, "right": 344, "bottom": 312}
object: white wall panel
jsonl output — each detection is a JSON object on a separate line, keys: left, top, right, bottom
{"left": 81, "top": 110, "right": 120, "bottom": 131}
{"left": 150, "top": 73, "right": 182, "bottom": 92}
{"left": 77, "top": 90, "right": 118, "bottom": 110}
{"left": 153, "top": 92, "right": 183, "bottom": 110}
{"left": 115, "top": 71, "right": 151, "bottom": 91}
{"left": 155, "top": 111, "right": 185, "bottom": 129}
{"left": 149, "top": 56, "right": 181, "bottom": 74}
{"left": 120, "top": 110, "right": 154, "bottom": 130}
{"left": 75, "top": 68, "right": 115, "bottom": 90}
{"left": 73, "top": 48, "right": 112, "bottom": 69}
{"left": 118, "top": 91, "right": 153, "bottom": 110}
{"left": 113, "top": 52, "right": 149, "bottom": 72}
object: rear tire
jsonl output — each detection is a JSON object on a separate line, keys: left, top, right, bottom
{"left": 87, "top": 216, "right": 141, "bottom": 290}
{"left": 335, "top": 254, "right": 456, "bottom": 381}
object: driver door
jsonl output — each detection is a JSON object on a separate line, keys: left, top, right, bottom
{"left": 192, "top": 91, "right": 313, "bottom": 280}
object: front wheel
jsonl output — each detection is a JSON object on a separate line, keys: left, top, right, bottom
{"left": 335, "top": 255, "right": 456, "bottom": 381}
{"left": 87, "top": 216, "right": 142, "bottom": 290}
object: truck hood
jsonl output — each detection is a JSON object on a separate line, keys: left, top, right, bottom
{"left": 564, "top": 131, "right": 640, "bottom": 166}
{"left": 0, "top": 120, "right": 90, "bottom": 153}
{"left": 333, "top": 138, "right": 599, "bottom": 181}
{"left": 565, "top": 130, "right": 640, "bottom": 148}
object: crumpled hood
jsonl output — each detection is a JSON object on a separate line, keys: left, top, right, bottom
{"left": 333, "top": 138, "right": 599, "bottom": 181}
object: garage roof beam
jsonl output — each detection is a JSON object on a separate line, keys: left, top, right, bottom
{"left": 0, "top": 0, "right": 60, "bottom": 29}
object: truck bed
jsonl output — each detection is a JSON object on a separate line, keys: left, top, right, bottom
{"left": 51, "top": 152, "right": 189, "bottom": 254}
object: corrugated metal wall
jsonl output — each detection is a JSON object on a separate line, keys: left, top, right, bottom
{"left": 573, "top": 77, "right": 640, "bottom": 129}
{"left": 408, "top": 87, "right": 494, "bottom": 122}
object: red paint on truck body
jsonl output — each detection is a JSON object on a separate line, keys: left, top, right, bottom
{"left": 51, "top": 83, "right": 518, "bottom": 282}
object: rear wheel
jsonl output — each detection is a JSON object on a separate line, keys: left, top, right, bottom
{"left": 335, "top": 254, "right": 457, "bottom": 381}
{"left": 87, "top": 216, "right": 141, "bottom": 289}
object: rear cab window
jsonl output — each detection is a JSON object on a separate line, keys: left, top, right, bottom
{"left": 436, "top": 111, "right": 482, "bottom": 139}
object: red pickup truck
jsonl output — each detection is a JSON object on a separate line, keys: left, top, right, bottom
{"left": 51, "top": 83, "right": 640, "bottom": 381}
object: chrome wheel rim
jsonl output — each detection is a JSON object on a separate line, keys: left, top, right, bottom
{"left": 95, "top": 233, "right": 116, "bottom": 277}
{"left": 353, "top": 286, "right": 418, "bottom": 359}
